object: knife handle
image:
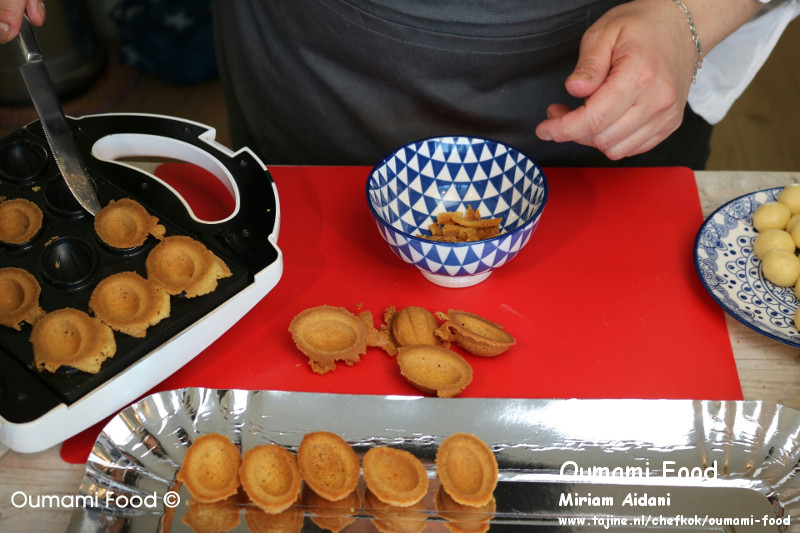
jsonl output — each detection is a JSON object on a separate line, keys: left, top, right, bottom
{"left": 16, "top": 16, "right": 42, "bottom": 63}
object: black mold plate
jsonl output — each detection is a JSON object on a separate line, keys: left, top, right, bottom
{"left": 0, "top": 114, "right": 280, "bottom": 424}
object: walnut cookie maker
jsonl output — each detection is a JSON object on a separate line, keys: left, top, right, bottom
{"left": 0, "top": 113, "right": 282, "bottom": 453}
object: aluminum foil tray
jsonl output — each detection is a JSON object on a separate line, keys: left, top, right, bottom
{"left": 68, "top": 389, "right": 800, "bottom": 532}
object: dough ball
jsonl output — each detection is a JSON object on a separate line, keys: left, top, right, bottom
{"left": 789, "top": 221, "right": 800, "bottom": 249}
{"left": 761, "top": 249, "right": 800, "bottom": 287}
{"left": 795, "top": 306, "right": 800, "bottom": 330}
{"left": 794, "top": 276, "right": 800, "bottom": 299}
{"left": 787, "top": 213, "right": 800, "bottom": 234}
{"left": 752, "top": 202, "right": 791, "bottom": 232}
{"left": 778, "top": 184, "right": 800, "bottom": 214}
{"left": 753, "top": 229, "right": 796, "bottom": 259}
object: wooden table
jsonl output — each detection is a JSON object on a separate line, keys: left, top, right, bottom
{"left": 2, "top": 170, "right": 799, "bottom": 533}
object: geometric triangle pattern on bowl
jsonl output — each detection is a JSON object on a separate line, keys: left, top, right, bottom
{"left": 367, "top": 136, "right": 548, "bottom": 281}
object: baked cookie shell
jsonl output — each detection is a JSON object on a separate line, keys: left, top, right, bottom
{"left": 89, "top": 271, "right": 170, "bottom": 337}
{"left": 288, "top": 305, "right": 370, "bottom": 374}
{"left": 0, "top": 198, "right": 42, "bottom": 245}
{"left": 30, "top": 308, "right": 116, "bottom": 374}
{"left": 296, "top": 431, "right": 360, "bottom": 502}
{"left": 397, "top": 344, "right": 473, "bottom": 398}
{"left": 0, "top": 267, "right": 44, "bottom": 330}
{"left": 362, "top": 446, "right": 429, "bottom": 507}
{"left": 94, "top": 198, "right": 165, "bottom": 249}
{"left": 239, "top": 444, "right": 302, "bottom": 514}
{"left": 435, "top": 310, "right": 515, "bottom": 357}
{"left": 389, "top": 306, "right": 440, "bottom": 347}
{"left": 145, "top": 235, "right": 231, "bottom": 298}
{"left": 436, "top": 433, "right": 498, "bottom": 508}
{"left": 176, "top": 433, "right": 242, "bottom": 503}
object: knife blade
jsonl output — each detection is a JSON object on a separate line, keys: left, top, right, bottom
{"left": 16, "top": 17, "right": 101, "bottom": 216}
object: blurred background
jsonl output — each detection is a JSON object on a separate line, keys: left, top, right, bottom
{"left": 0, "top": 0, "right": 797, "bottom": 170}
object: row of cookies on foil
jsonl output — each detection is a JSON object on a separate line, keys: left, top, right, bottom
{"left": 175, "top": 430, "right": 498, "bottom": 533}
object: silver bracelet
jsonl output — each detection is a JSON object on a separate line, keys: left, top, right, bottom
{"left": 671, "top": 0, "right": 703, "bottom": 83}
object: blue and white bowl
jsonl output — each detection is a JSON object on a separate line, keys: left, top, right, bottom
{"left": 366, "top": 136, "right": 548, "bottom": 288}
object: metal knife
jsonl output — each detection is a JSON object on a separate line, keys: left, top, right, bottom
{"left": 16, "top": 17, "right": 101, "bottom": 216}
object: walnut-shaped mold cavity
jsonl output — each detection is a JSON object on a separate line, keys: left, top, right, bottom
{"left": 0, "top": 198, "right": 43, "bottom": 246}
{"left": 145, "top": 235, "right": 231, "bottom": 298}
{"left": 239, "top": 444, "right": 303, "bottom": 514}
{"left": 288, "top": 305, "right": 373, "bottom": 374}
{"left": 30, "top": 308, "right": 116, "bottom": 374}
{"left": 435, "top": 433, "right": 498, "bottom": 508}
{"left": 94, "top": 198, "right": 165, "bottom": 252}
{"left": 44, "top": 177, "right": 88, "bottom": 220}
{"left": 363, "top": 447, "right": 429, "bottom": 507}
{"left": 435, "top": 310, "right": 515, "bottom": 357}
{"left": 89, "top": 271, "right": 170, "bottom": 338}
{"left": 397, "top": 344, "right": 473, "bottom": 398}
{"left": 0, "top": 139, "right": 48, "bottom": 184}
{"left": 0, "top": 267, "right": 45, "bottom": 330}
{"left": 39, "top": 236, "right": 97, "bottom": 291}
{"left": 296, "top": 431, "right": 360, "bottom": 502}
{"left": 176, "top": 433, "right": 242, "bottom": 504}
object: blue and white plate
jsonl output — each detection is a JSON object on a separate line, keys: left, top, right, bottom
{"left": 695, "top": 187, "right": 800, "bottom": 348}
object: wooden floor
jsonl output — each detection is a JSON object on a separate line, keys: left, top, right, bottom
{"left": 1, "top": 17, "right": 798, "bottom": 170}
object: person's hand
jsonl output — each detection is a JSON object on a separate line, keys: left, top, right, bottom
{"left": 0, "top": 0, "right": 46, "bottom": 44}
{"left": 535, "top": 0, "right": 697, "bottom": 161}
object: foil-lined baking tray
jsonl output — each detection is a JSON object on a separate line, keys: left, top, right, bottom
{"left": 68, "top": 389, "right": 800, "bottom": 532}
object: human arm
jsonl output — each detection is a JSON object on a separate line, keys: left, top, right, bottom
{"left": 0, "top": 0, "right": 45, "bottom": 44}
{"left": 534, "top": 0, "right": 765, "bottom": 161}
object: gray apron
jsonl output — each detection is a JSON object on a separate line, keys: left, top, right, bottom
{"left": 213, "top": 0, "right": 712, "bottom": 168}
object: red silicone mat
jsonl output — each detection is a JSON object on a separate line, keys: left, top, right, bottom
{"left": 60, "top": 165, "right": 741, "bottom": 463}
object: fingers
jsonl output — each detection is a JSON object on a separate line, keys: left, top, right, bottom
{"left": 534, "top": 0, "right": 698, "bottom": 162}
{"left": 545, "top": 104, "right": 570, "bottom": 120}
{"left": 588, "top": 106, "right": 680, "bottom": 160}
{"left": 536, "top": 57, "right": 639, "bottom": 143}
{"left": 562, "top": 28, "right": 614, "bottom": 99}
{"left": 26, "top": 0, "right": 45, "bottom": 26}
{"left": 543, "top": 99, "right": 682, "bottom": 161}
{"left": 535, "top": 23, "right": 633, "bottom": 145}
{"left": 536, "top": 45, "right": 686, "bottom": 160}
{"left": 0, "top": 0, "right": 45, "bottom": 44}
